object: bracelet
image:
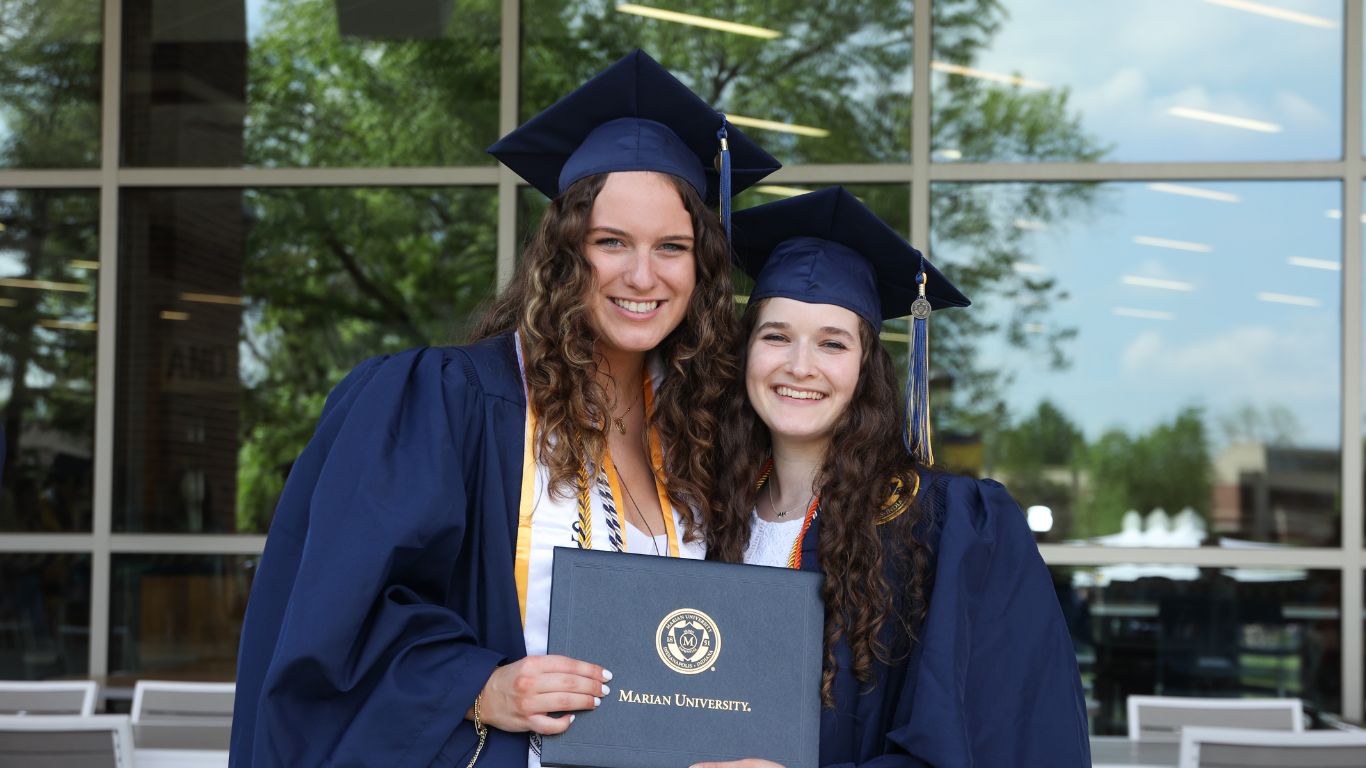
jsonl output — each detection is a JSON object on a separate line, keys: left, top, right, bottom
{"left": 466, "top": 691, "right": 489, "bottom": 768}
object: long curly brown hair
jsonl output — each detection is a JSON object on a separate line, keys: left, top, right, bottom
{"left": 474, "top": 173, "right": 736, "bottom": 540}
{"left": 707, "top": 300, "right": 934, "bottom": 705}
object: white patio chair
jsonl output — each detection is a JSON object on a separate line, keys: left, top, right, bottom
{"left": 0, "top": 680, "right": 99, "bottom": 716}
{"left": 130, "top": 680, "right": 234, "bottom": 750}
{"left": 1127, "top": 694, "right": 1302, "bottom": 743}
{"left": 1178, "top": 725, "right": 1366, "bottom": 768}
{"left": 0, "top": 713, "right": 134, "bottom": 767}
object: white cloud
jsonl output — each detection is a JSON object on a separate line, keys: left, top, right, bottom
{"left": 1121, "top": 325, "right": 1334, "bottom": 402}
{"left": 1274, "top": 89, "right": 1330, "bottom": 129}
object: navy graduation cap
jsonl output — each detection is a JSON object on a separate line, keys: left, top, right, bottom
{"left": 731, "top": 186, "right": 970, "bottom": 466}
{"left": 732, "top": 186, "right": 969, "bottom": 324}
{"left": 487, "top": 49, "right": 780, "bottom": 234}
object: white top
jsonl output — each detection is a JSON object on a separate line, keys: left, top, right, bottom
{"left": 625, "top": 524, "right": 669, "bottom": 556}
{"left": 515, "top": 334, "right": 705, "bottom": 768}
{"left": 743, "top": 510, "right": 806, "bottom": 568}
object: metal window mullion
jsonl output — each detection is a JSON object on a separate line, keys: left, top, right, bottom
{"left": 492, "top": 161, "right": 1348, "bottom": 187}
{"left": 912, "top": 0, "right": 932, "bottom": 248}
{"left": 496, "top": 0, "right": 521, "bottom": 288}
{"left": 0, "top": 534, "right": 97, "bottom": 552}
{"left": 930, "top": 160, "right": 1344, "bottom": 182}
{"left": 1340, "top": 0, "right": 1365, "bottom": 724}
{"left": 1037, "top": 545, "right": 1353, "bottom": 570}
{"left": 766, "top": 164, "right": 915, "bottom": 184}
{"left": 116, "top": 167, "right": 500, "bottom": 187}
{"left": 89, "top": 0, "right": 124, "bottom": 682}
{"left": 108, "top": 534, "right": 267, "bottom": 554}
{"left": 0, "top": 170, "right": 102, "bottom": 187}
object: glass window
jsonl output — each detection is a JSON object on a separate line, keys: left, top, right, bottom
{"left": 0, "top": 190, "right": 99, "bottom": 533}
{"left": 0, "top": 553, "right": 91, "bottom": 679}
{"left": 0, "top": 0, "right": 103, "bottom": 168}
{"left": 1056, "top": 565, "right": 1340, "bottom": 735}
{"left": 121, "top": 0, "right": 500, "bottom": 167}
{"left": 109, "top": 554, "right": 253, "bottom": 679}
{"left": 115, "top": 186, "right": 498, "bottom": 534}
{"left": 521, "top": 0, "right": 914, "bottom": 165}
{"left": 931, "top": 181, "right": 1341, "bottom": 546}
{"left": 933, "top": 0, "right": 1342, "bottom": 162}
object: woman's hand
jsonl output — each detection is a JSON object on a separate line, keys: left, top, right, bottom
{"left": 470, "top": 654, "right": 611, "bottom": 735}
{"left": 688, "top": 754, "right": 786, "bottom": 759}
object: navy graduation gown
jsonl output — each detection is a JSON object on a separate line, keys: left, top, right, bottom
{"left": 800, "top": 473, "right": 1090, "bottom": 768}
{"left": 230, "top": 335, "right": 537, "bottom": 767}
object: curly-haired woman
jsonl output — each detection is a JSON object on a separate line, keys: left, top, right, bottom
{"left": 229, "top": 50, "right": 779, "bottom": 768}
{"left": 700, "top": 187, "right": 1089, "bottom": 768}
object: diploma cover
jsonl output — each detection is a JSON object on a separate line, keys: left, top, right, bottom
{"left": 540, "top": 547, "right": 823, "bottom": 768}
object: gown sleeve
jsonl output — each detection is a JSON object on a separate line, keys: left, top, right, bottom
{"left": 229, "top": 347, "right": 510, "bottom": 767}
{"left": 888, "top": 476, "right": 1091, "bottom": 767}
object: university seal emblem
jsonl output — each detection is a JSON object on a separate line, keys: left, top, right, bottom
{"left": 655, "top": 608, "right": 721, "bottom": 674}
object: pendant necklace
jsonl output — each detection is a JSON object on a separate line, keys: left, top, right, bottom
{"left": 611, "top": 455, "right": 663, "bottom": 555}
{"left": 611, "top": 390, "right": 641, "bottom": 435}
{"left": 766, "top": 474, "right": 812, "bottom": 519}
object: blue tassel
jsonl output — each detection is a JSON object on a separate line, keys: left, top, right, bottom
{"left": 905, "top": 265, "right": 934, "bottom": 466}
{"left": 717, "top": 116, "right": 732, "bottom": 240}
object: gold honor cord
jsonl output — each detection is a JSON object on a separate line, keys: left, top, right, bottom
{"left": 515, "top": 404, "right": 538, "bottom": 624}
{"left": 515, "top": 371, "right": 681, "bottom": 623}
{"left": 642, "top": 374, "right": 680, "bottom": 556}
{"left": 753, "top": 459, "right": 818, "bottom": 570}
{"left": 752, "top": 459, "right": 921, "bottom": 571}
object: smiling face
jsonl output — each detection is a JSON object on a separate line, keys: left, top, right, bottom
{"left": 745, "top": 297, "right": 865, "bottom": 449}
{"left": 582, "top": 171, "right": 697, "bottom": 361}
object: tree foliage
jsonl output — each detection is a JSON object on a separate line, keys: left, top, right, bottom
{"left": 1, "top": 0, "right": 1111, "bottom": 532}
{"left": 0, "top": 0, "right": 101, "bottom": 530}
{"left": 1079, "top": 407, "right": 1214, "bottom": 539}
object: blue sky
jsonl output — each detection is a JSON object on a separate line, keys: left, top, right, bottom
{"left": 957, "top": 0, "right": 1342, "bottom": 162}
{"left": 927, "top": 0, "right": 1345, "bottom": 448}
{"left": 935, "top": 180, "right": 1342, "bottom": 448}
{"left": 234, "top": 0, "right": 1352, "bottom": 449}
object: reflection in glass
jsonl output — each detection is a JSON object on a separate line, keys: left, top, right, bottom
{"left": 0, "top": 553, "right": 91, "bottom": 679}
{"left": 521, "top": 0, "right": 913, "bottom": 165}
{"left": 0, "top": 0, "right": 102, "bottom": 168}
{"left": 1056, "top": 565, "right": 1340, "bottom": 735}
{"left": 931, "top": 181, "right": 1341, "bottom": 546}
{"left": 110, "top": 554, "right": 253, "bottom": 679}
{"left": 0, "top": 190, "right": 99, "bottom": 532}
{"left": 121, "top": 0, "right": 500, "bottom": 167}
{"left": 116, "top": 187, "right": 498, "bottom": 534}
{"left": 932, "top": 0, "right": 1341, "bottom": 162}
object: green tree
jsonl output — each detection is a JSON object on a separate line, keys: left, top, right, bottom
{"left": 0, "top": 0, "right": 102, "bottom": 169}
{"left": 233, "top": 0, "right": 503, "bottom": 529}
{"left": 518, "top": 0, "right": 1106, "bottom": 455}
{"left": 1080, "top": 407, "right": 1213, "bottom": 538}
{"left": 0, "top": 0, "right": 102, "bottom": 530}
{"left": 989, "top": 399, "right": 1083, "bottom": 535}
{"left": 223, "top": 0, "right": 1108, "bottom": 526}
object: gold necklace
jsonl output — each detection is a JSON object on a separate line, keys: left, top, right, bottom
{"left": 611, "top": 390, "right": 641, "bottom": 435}
{"left": 766, "top": 475, "right": 812, "bottom": 519}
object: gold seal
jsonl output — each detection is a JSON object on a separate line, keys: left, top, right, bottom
{"left": 655, "top": 608, "right": 721, "bottom": 675}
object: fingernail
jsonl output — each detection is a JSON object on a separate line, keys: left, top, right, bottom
{"left": 593, "top": 696, "right": 601, "bottom": 707}
{"left": 569, "top": 714, "right": 576, "bottom": 723}
{"left": 603, "top": 669, "right": 613, "bottom": 681}
{"left": 601, "top": 684, "right": 611, "bottom": 695}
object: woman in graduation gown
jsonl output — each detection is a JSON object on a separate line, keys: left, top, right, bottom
{"left": 701, "top": 187, "right": 1090, "bottom": 767}
{"left": 228, "top": 50, "right": 779, "bottom": 768}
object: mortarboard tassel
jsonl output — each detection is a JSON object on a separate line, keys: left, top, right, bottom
{"left": 717, "top": 115, "right": 732, "bottom": 240}
{"left": 905, "top": 265, "right": 934, "bottom": 466}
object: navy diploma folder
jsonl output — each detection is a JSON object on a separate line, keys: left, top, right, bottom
{"left": 540, "top": 548, "right": 824, "bottom": 768}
